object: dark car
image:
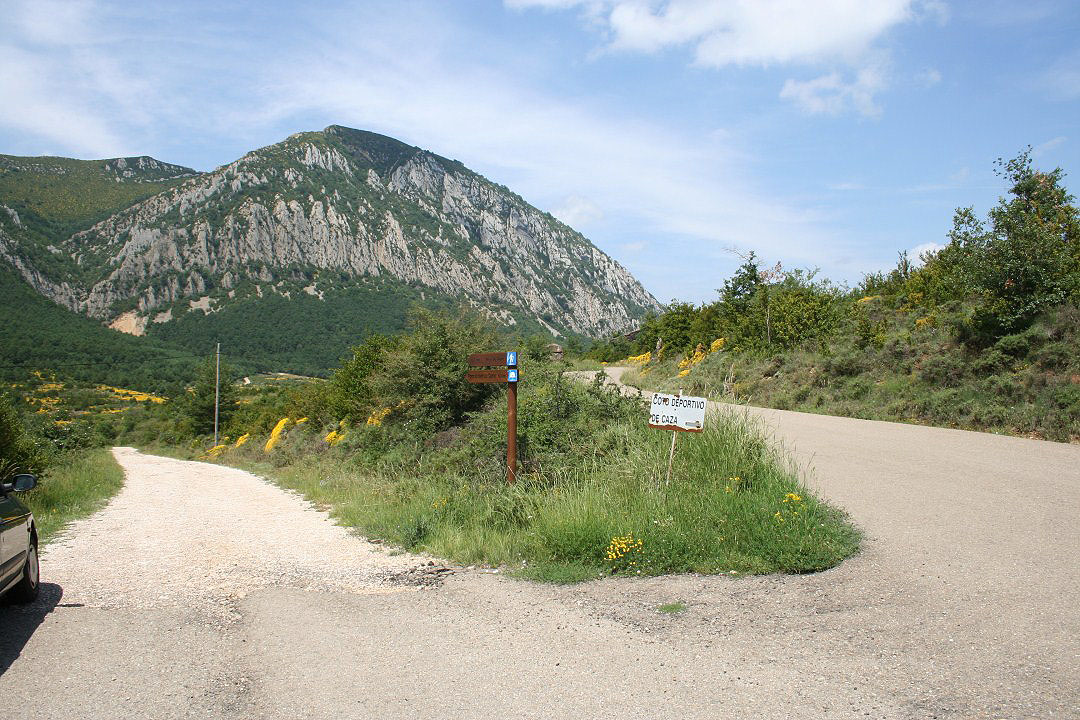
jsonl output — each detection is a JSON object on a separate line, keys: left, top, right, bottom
{"left": 0, "top": 473, "right": 39, "bottom": 603}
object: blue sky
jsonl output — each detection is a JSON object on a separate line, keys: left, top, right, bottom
{"left": 2, "top": 0, "right": 1078, "bottom": 304}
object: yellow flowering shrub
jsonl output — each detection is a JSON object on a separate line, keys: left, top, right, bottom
{"left": 264, "top": 418, "right": 290, "bottom": 452}
{"left": 627, "top": 351, "right": 651, "bottom": 365}
{"left": 366, "top": 407, "right": 392, "bottom": 426}
{"left": 709, "top": 337, "right": 726, "bottom": 353}
{"left": 97, "top": 385, "right": 166, "bottom": 403}
{"left": 677, "top": 343, "right": 710, "bottom": 375}
{"left": 234, "top": 433, "right": 251, "bottom": 448}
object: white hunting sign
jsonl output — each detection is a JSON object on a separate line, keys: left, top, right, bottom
{"left": 649, "top": 392, "right": 707, "bottom": 433}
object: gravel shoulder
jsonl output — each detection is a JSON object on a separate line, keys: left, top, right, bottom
{"left": 36, "top": 447, "right": 427, "bottom": 622}
{"left": 2, "top": 397, "right": 1078, "bottom": 718}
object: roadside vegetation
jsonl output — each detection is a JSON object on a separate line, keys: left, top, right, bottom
{"left": 97, "top": 307, "right": 859, "bottom": 583}
{"left": 19, "top": 449, "right": 124, "bottom": 543}
{"left": 595, "top": 150, "right": 1080, "bottom": 443}
{"left": 1, "top": 392, "right": 125, "bottom": 543}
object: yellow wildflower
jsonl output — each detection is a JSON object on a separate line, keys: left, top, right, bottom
{"left": 295, "top": 417, "right": 308, "bottom": 425}
{"left": 234, "top": 433, "right": 251, "bottom": 448}
{"left": 324, "top": 429, "right": 344, "bottom": 447}
{"left": 366, "top": 407, "right": 392, "bottom": 426}
{"left": 709, "top": 337, "right": 725, "bottom": 353}
{"left": 677, "top": 344, "right": 709, "bottom": 374}
{"left": 264, "top": 418, "right": 290, "bottom": 452}
{"left": 605, "top": 533, "right": 645, "bottom": 570}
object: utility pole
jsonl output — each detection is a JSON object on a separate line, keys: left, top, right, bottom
{"left": 213, "top": 342, "right": 221, "bottom": 446}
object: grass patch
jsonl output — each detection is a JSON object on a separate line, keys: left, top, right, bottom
{"left": 206, "top": 362, "right": 861, "bottom": 582}
{"left": 21, "top": 448, "right": 124, "bottom": 543}
{"left": 658, "top": 601, "right": 687, "bottom": 614}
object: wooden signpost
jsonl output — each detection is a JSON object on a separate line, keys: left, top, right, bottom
{"left": 467, "top": 351, "right": 519, "bottom": 484}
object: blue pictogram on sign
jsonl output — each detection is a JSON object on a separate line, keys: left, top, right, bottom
{"left": 507, "top": 368, "right": 519, "bottom": 383}
{"left": 506, "top": 351, "right": 518, "bottom": 366}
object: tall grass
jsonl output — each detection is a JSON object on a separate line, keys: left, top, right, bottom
{"left": 21, "top": 448, "right": 124, "bottom": 543}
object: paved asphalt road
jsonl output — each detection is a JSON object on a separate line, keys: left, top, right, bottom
{"left": 1, "top": 381, "right": 1077, "bottom": 719}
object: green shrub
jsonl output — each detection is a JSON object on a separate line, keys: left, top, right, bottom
{"left": 0, "top": 395, "right": 45, "bottom": 482}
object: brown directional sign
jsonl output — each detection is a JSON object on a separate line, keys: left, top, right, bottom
{"left": 466, "top": 369, "right": 510, "bottom": 384}
{"left": 466, "top": 350, "right": 519, "bottom": 485}
{"left": 468, "top": 352, "right": 514, "bottom": 367}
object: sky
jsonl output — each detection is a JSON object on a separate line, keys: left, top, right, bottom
{"left": 2, "top": 0, "right": 1078, "bottom": 304}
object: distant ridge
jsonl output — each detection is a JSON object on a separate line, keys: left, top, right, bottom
{"left": 0, "top": 125, "right": 660, "bottom": 372}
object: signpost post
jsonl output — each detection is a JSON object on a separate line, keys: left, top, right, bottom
{"left": 648, "top": 390, "right": 708, "bottom": 486}
{"left": 467, "top": 351, "right": 519, "bottom": 484}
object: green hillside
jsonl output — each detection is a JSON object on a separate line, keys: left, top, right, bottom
{"left": 0, "top": 153, "right": 198, "bottom": 286}
{"left": 0, "top": 153, "right": 196, "bottom": 234}
{"left": 0, "top": 267, "right": 201, "bottom": 393}
{"left": 146, "top": 278, "right": 446, "bottom": 376}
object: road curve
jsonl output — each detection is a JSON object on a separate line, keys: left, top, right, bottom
{"left": 1, "top": 387, "right": 1078, "bottom": 718}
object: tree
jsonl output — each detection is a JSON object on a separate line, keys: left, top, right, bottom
{"left": 365, "top": 307, "right": 500, "bottom": 432}
{"left": 719, "top": 252, "right": 762, "bottom": 321}
{"left": 934, "top": 149, "right": 1080, "bottom": 342}
{"left": 179, "top": 356, "right": 239, "bottom": 437}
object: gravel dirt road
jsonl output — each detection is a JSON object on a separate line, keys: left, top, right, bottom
{"left": 2, "top": 379, "right": 1078, "bottom": 719}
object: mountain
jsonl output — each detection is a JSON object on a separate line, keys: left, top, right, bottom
{"left": 0, "top": 127, "right": 659, "bottom": 371}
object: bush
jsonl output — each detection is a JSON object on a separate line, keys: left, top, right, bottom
{"left": 0, "top": 395, "right": 45, "bottom": 482}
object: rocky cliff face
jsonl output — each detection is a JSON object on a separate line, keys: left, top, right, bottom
{"left": 1, "top": 126, "right": 658, "bottom": 338}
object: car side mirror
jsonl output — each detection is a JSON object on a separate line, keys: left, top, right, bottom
{"left": 12, "top": 474, "right": 37, "bottom": 492}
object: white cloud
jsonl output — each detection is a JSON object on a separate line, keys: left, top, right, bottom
{"left": 0, "top": 0, "right": 174, "bottom": 157}
{"left": 552, "top": 195, "right": 605, "bottom": 227}
{"left": 509, "top": 0, "right": 937, "bottom": 117}
{"left": 779, "top": 64, "right": 886, "bottom": 117}
{"left": 0, "top": 44, "right": 131, "bottom": 157}
{"left": 513, "top": 0, "right": 915, "bottom": 66}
